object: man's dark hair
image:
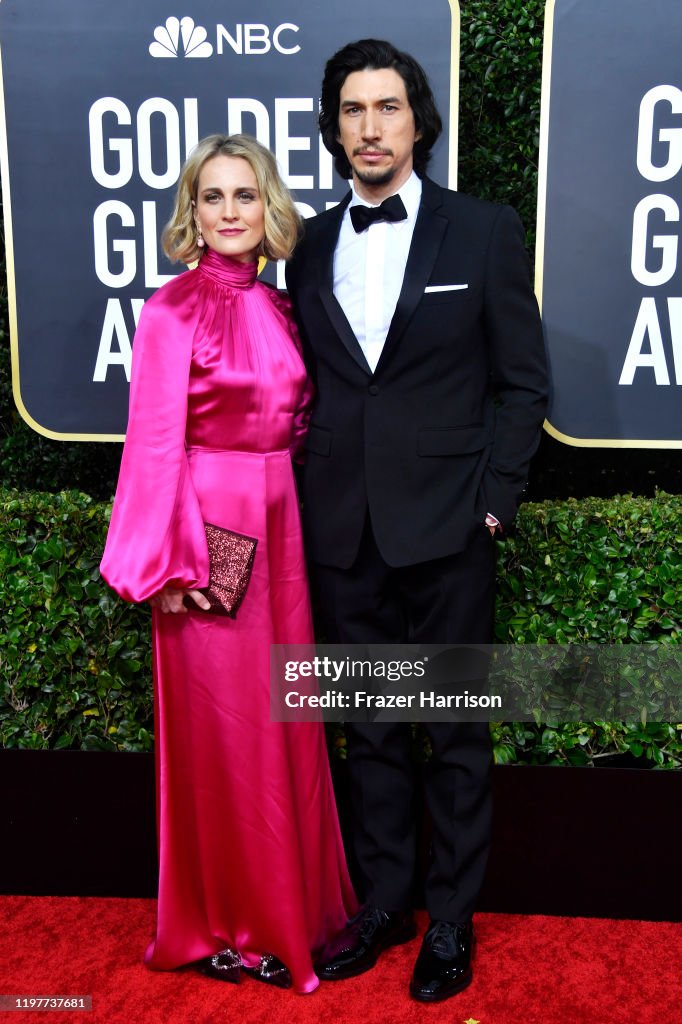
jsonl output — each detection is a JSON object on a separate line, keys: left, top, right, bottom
{"left": 319, "top": 38, "right": 443, "bottom": 180}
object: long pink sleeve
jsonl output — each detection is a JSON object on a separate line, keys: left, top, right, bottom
{"left": 100, "top": 285, "right": 209, "bottom": 603}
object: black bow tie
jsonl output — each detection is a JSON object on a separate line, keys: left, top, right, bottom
{"left": 349, "top": 194, "right": 408, "bottom": 233}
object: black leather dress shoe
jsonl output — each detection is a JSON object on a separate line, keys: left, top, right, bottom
{"left": 195, "top": 947, "right": 241, "bottom": 983}
{"left": 409, "top": 920, "right": 474, "bottom": 1002}
{"left": 315, "top": 906, "right": 417, "bottom": 980}
{"left": 242, "top": 953, "right": 292, "bottom": 989}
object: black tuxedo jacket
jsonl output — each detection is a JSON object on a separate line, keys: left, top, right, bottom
{"left": 286, "top": 177, "right": 548, "bottom": 570}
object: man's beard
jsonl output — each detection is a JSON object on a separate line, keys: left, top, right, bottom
{"left": 353, "top": 165, "right": 396, "bottom": 188}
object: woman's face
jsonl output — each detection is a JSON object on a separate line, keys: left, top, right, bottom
{"left": 193, "top": 155, "right": 265, "bottom": 262}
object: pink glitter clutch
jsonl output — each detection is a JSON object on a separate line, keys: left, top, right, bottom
{"left": 187, "top": 522, "right": 258, "bottom": 617}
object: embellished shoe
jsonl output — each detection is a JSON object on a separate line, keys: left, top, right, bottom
{"left": 195, "top": 947, "right": 242, "bottom": 983}
{"left": 242, "top": 953, "right": 292, "bottom": 989}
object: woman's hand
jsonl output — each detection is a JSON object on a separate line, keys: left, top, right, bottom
{"left": 149, "top": 586, "right": 212, "bottom": 613}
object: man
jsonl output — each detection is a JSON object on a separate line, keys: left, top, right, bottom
{"left": 285, "top": 39, "right": 548, "bottom": 1002}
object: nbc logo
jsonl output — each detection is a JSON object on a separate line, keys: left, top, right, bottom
{"left": 149, "top": 16, "right": 213, "bottom": 58}
{"left": 149, "top": 17, "right": 301, "bottom": 58}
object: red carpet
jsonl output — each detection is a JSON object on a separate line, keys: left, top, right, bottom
{"left": 1, "top": 897, "right": 680, "bottom": 1023}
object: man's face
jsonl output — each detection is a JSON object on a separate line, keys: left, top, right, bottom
{"left": 336, "top": 67, "right": 421, "bottom": 199}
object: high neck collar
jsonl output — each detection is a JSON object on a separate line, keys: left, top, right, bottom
{"left": 197, "top": 247, "right": 258, "bottom": 290}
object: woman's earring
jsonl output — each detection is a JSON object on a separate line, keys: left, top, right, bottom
{"left": 196, "top": 224, "right": 204, "bottom": 248}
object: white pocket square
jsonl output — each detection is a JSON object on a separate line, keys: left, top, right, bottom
{"left": 424, "top": 283, "right": 468, "bottom": 293}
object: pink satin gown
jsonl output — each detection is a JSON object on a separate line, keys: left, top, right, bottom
{"left": 101, "top": 248, "right": 356, "bottom": 993}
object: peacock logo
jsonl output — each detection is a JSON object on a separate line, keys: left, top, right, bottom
{"left": 149, "top": 16, "right": 213, "bottom": 58}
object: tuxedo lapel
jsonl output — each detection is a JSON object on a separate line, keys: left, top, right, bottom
{"left": 376, "top": 178, "right": 447, "bottom": 372}
{"left": 317, "top": 193, "right": 373, "bottom": 375}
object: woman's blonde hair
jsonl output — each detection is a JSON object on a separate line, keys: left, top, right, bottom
{"left": 162, "top": 134, "right": 302, "bottom": 264}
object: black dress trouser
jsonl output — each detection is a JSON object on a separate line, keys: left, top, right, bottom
{"left": 311, "top": 513, "right": 496, "bottom": 925}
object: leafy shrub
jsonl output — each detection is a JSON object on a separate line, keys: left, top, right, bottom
{"left": 491, "top": 494, "right": 682, "bottom": 768}
{"left": 459, "top": 0, "right": 545, "bottom": 239}
{"left": 0, "top": 489, "right": 152, "bottom": 750}
{"left": 490, "top": 720, "right": 682, "bottom": 769}
{"left": 497, "top": 495, "right": 682, "bottom": 644}
{"left": 1, "top": 488, "right": 680, "bottom": 767}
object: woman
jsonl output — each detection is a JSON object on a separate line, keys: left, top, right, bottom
{"left": 100, "top": 134, "right": 355, "bottom": 993}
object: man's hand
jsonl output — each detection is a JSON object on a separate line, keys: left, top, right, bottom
{"left": 149, "top": 586, "right": 211, "bottom": 613}
{"left": 485, "top": 513, "right": 501, "bottom": 538}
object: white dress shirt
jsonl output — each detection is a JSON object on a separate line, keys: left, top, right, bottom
{"left": 333, "top": 172, "right": 422, "bottom": 373}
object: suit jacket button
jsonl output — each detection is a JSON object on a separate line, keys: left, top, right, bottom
{"left": 368, "top": 384, "right": 379, "bottom": 395}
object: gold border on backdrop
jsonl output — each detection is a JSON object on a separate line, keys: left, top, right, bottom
{"left": 1, "top": 4, "right": 461, "bottom": 442}
{"left": 534, "top": 0, "right": 554, "bottom": 320}
{"left": 535, "top": 0, "right": 682, "bottom": 449}
{"left": 0, "top": 42, "right": 129, "bottom": 442}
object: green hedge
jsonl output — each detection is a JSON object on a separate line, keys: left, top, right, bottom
{"left": 1, "top": 488, "right": 680, "bottom": 766}
{"left": 458, "top": 0, "right": 544, "bottom": 241}
{"left": 495, "top": 494, "right": 682, "bottom": 644}
{"left": 492, "top": 494, "right": 682, "bottom": 768}
{"left": 0, "top": 490, "right": 152, "bottom": 751}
